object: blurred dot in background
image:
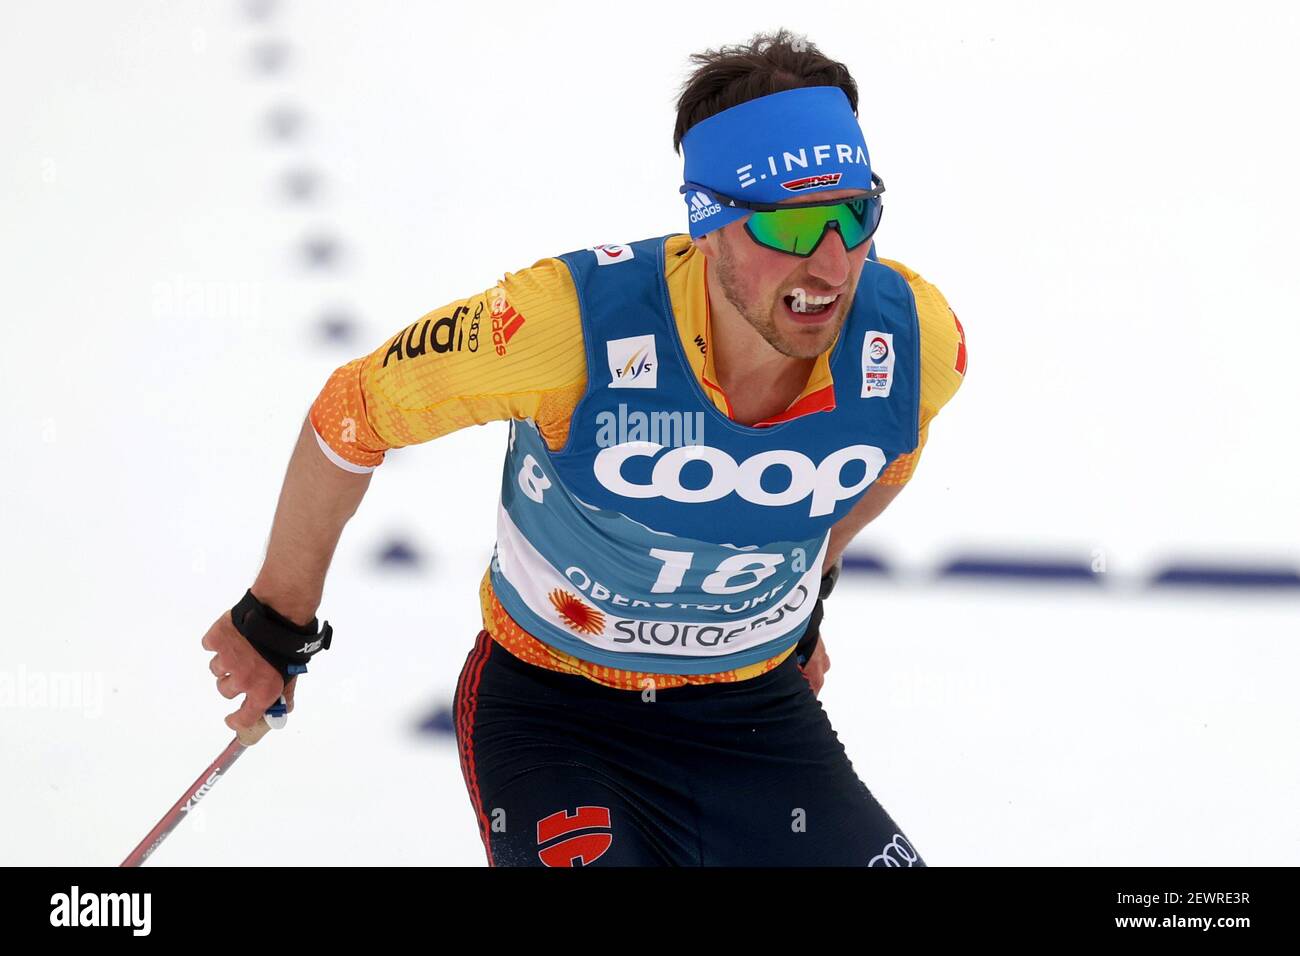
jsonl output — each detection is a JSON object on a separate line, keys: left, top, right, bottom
{"left": 264, "top": 106, "right": 306, "bottom": 143}
{"left": 416, "top": 705, "right": 455, "bottom": 737}
{"left": 315, "top": 307, "right": 358, "bottom": 345}
{"left": 280, "top": 167, "right": 320, "bottom": 203}
{"left": 375, "top": 537, "right": 425, "bottom": 570}
{"left": 249, "top": 39, "right": 290, "bottom": 76}
{"left": 242, "top": 0, "right": 278, "bottom": 22}
{"left": 299, "top": 233, "right": 342, "bottom": 270}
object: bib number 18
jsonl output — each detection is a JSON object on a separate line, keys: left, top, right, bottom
{"left": 648, "top": 548, "right": 786, "bottom": 596}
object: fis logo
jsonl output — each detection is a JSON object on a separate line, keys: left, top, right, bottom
{"left": 592, "top": 243, "right": 634, "bottom": 266}
{"left": 606, "top": 334, "right": 657, "bottom": 389}
{"left": 687, "top": 190, "right": 722, "bottom": 223}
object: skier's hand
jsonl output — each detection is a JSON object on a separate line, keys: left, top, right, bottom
{"left": 201, "top": 612, "right": 294, "bottom": 734}
{"left": 800, "top": 638, "right": 831, "bottom": 697}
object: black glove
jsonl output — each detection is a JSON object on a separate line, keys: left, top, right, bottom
{"left": 796, "top": 560, "right": 841, "bottom": 666}
{"left": 230, "top": 589, "right": 333, "bottom": 685}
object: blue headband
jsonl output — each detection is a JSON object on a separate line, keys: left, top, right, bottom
{"left": 680, "top": 86, "right": 873, "bottom": 239}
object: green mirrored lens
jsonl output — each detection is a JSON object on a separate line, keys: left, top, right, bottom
{"left": 745, "top": 198, "right": 878, "bottom": 256}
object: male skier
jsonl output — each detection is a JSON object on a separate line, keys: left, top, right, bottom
{"left": 202, "top": 31, "right": 966, "bottom": 866}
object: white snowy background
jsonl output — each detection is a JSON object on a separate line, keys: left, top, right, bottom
{"left": 1, "top": 0, "right": 1297, "bottom": 866}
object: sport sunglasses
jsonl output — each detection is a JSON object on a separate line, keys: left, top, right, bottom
{"left": 681, "top": 172, "right": 885, "bottom": 257}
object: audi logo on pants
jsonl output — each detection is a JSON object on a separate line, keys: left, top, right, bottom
{"left": 868, "top": 833, "right": 920, "bottom": 867}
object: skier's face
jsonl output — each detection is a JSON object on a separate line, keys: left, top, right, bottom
{"left": 696, "top": 189, "right": 872, "bottom": 361}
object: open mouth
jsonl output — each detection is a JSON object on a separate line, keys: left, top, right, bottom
{"left": 783, "top": 292, "right": 839, "bottom": 322}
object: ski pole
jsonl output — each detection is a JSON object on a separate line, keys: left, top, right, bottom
{"left": 119, "top": 677, "right": 299, "bottom": 867}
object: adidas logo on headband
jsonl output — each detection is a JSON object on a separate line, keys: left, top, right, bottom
{"left": 687, "top": 191, "right": 722, "bottom": 224}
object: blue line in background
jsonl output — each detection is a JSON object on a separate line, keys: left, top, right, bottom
{"left": 1148, "top": 565, "right": 1300, "bottom": 590}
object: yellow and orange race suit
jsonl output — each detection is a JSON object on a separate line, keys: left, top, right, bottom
{"left": 310, "top": 234, "right": 966, "bottom": 689}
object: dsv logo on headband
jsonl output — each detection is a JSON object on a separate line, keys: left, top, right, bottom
{"left": 687, "top": 191, "right": 722, "bottom": 223}
{"left": 592, "top": 442, "right": 886, "bottom": 517}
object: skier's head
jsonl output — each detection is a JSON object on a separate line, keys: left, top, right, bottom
{"left": 675, "top": 31, "right": 880, "bottom": 360}
{"left": 673, "top": 29, "right": 859, "bottom": 156}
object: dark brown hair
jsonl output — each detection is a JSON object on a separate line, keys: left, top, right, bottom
{"left": 673, "top": 29, "right": 859, "bottom": 154}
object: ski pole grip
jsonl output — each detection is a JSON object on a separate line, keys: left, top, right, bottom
{"left": 237, "top": 717, "right": 273, "bottom": 747}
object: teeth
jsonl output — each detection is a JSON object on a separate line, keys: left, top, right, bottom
{"left": 790, "top": 293, "right": 837, "bottom": 314}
